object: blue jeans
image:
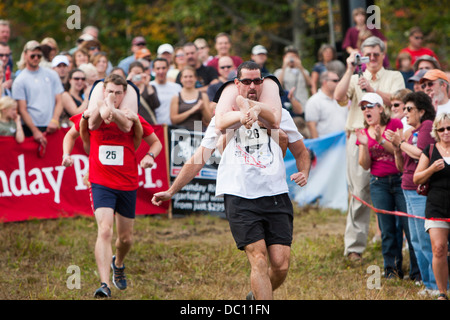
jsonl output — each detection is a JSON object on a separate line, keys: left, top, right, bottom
{"left": 403, "top": 189, "right": 438, "bottom": 289}
{"left": 370, "top": 174, "right": 419, "bottom": 279}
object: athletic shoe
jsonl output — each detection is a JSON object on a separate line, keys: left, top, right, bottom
{"left": 94, "top": 282, "right": 111, "bottom": 298}
{"left": 111, "top": 255, "right": 127, "bottom": 290}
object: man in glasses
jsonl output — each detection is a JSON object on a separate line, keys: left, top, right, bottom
{"left": 12, "top": 40, "right": 64, "bottom": 146}
{"left": 399, "top": 27, "right": 439, "bottom": 68}
{"left": 420, "top": 69, "right": 450, "bottom": 115}
{"left": 117, "top": 36, "right": 148, "bottom": 76}
{"left": 212, "top": 61, "right": 308, "bottom": 299}
{"left": 334, "top": 36, "right": 405, "bottom": 262}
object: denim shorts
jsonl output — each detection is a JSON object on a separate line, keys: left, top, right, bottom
{"left": 91, "top": 183, "right": 137, "bottom": 219}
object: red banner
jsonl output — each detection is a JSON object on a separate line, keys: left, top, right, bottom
{"left": 0, "top": 126, "right": 170, "bottom": 223}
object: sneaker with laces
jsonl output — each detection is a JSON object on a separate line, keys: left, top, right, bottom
{"left": 94, "top": 282, "right": 111, "bottom": 298}
{"left": 111, "top": 255, "right": 127, "bottom": 290}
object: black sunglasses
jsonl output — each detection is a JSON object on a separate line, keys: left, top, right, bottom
{"left": 30, "top": 54, "right": 42, "bottom": 59}
{"left": 0, "top": 53, "right": 11, "bottom": 58}
{"left": 72, "top": 77, "right": 86, "bottom": 81}
{"left": 421, "top": 81, "right": 436, "bottom": 90}
{"left": 436, "top": 126, "right": 450, "bottom": 133}
{"left": 238, "top": 78, "right": 264, "bottom": 85}
{"left": 220, "top": 65, "right": 233, "bottom": 70}
{"left": 392, "top": 103, "right": 402, "bottom": 108}
{"left": 360, "top": 103, "right": 377, "bottom": 111}
{"left": 327, "top": 78, "right": 340, "bottom": 83}
{"left": 403, "top": 106, "right": 416, "bottom": 112}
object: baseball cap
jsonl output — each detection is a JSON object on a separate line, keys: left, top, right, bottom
{"left": 77, "top": 34, "right": 95, "bottom": 43}
{"left": 157, "top": 43, "right": 174, "bottom": 55}
{"left": 413, "top": 55, "right": 440, "bottom": 71}
{"left": 51, "top": 55, "right": 70, "bottom": 68}
{"left": 252, "top": 45, "right": 267, "bottom": 55}
{"left": 420, "top": 69, "right": 449, "bottom": 83}
{"left": 135, "top": 48, "right": 151, "bottom": 60}
{"left": 408, "top": 69, "right": 428, "bottom": 83}
{"left": 358, "top": 92, "right": 383, "bottom": 106}
{"left": 132, "top": 36, "right": 146, "bottom": 46}
{"left": 23, "top": 40, "right": 42, "bottom": 52}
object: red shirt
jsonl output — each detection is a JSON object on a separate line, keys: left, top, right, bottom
{"left": 69, "top": 114, "right": 155, "bottom": 191}
{"left": 398, "top": 47, "right": 439, "bottom": 69}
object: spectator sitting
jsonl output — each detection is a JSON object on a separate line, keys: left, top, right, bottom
{"left": 0, "top": 96, "right": 24, "bottom": 143}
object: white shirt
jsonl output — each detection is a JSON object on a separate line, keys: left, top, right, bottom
{"left": 202, "top": 109, "right": 303, "bottom": 198}
{"left": 150, "top": 80, "right": 182, "bottom": 125}
{"left": 436, "top": 100, "right": 450, "bottom": 116}
{"left": 305, "top": 89, "right": 348, "bottom": 137}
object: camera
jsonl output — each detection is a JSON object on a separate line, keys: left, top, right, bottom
{"left": 353, "top": 53, "right": 370, "bottom": 66}
{"left": 132, "top": 74, "right": 142, "bottom": 82}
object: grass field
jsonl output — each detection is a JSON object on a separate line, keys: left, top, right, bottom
{"left": 0, "top": 204, "right": 431, "bottom": 300}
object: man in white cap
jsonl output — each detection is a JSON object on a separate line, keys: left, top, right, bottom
{"left": 251, "top": 45, "right": 269, "bottom": 76}
{"left": 52, "top": 54, "right": 70, "bottom": 85}
{"left": 157, "top": 43, "right": 174, "bottom": 67}
{"left": 334, "top": 36, "right": 405, "bottom": 262}
{"left": 12, "top": 40, "right": 64, "bottom": 146}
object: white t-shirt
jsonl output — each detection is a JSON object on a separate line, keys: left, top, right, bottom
{"left": 202, "top": 109, "right": 303, "bottom": 198}
{"left": 436, "top": 100, "right": 450, "bottom": 116}
{"left": 12, "top": 67, "right": 64, "bottom": 127}
{"left": 304, "top": 89, "right": 347, "bottom": 137}
{"left": 150, "top": 80, "right": 182, "bottom": 125}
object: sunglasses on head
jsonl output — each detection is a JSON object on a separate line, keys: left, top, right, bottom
{"left": 360, "top": 103, "right": 378, "bottom": 111}
{"left": 421, "top": 81, "right": 436, "bottom": 90}
{"left": 238, "top": 78, "right": 264, "bottom": 85}
{"left": 436, "top": 126, "right": 450, "bottom": 133}
{"left": 30, "top": 54, "right": 42, "bottom": 59}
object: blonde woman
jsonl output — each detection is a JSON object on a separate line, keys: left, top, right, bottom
{"left": 414, "top": 112, "right": 450, "bottom": 300}
{"left": 0, "top": 96, "right": 24, "bottom": 143}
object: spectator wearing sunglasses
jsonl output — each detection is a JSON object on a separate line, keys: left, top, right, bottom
{"left": 414, "top": 112, "right": 450, "bottom": 300}
{"left": 386, "top": 91, "right": 437, "bottom": 296}
{"left": 389, "top": 88, "right": 412, "bottom": 131}
{"left": 356, "top": 92, "right": 419, "bottom": 280}
{"left": 12, "top": 40, "right": 64, "bottom": 145}
{"left": 419, "top": 69, "right": 450, "bottom": 115}
{"left": 207, "top": 56, "right": 235, "bottom": 103}
{"left": 334, "top": 36, "right": 405, "bottom": 262}
{"left": 60, "top": 69, "right": 89, "bottom": 127}
{"left": 398, "top": 27, "right": 440, "bottom": 69}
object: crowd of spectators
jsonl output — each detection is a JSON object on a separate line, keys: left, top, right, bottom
{"left": 0, "top": 6, "right": 448, "bottom": 299}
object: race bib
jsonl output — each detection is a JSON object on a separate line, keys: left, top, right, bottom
{"left": 99, "top": 145, "right": 124, "bottom": 166}
{"left": 240, "top": 126, "right": 269, "bottom": 147}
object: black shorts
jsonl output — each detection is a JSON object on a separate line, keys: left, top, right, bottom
{"left": 91, "top": 183, "right": 137, "bottom": 219}
{"left": 224, "top": 193, "right": 294, "bottom": 250}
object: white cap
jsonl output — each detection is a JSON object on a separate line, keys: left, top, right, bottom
{"left": 358, "top": 92, "right": 383, "bottom": 106}
{"left": 252, "top": 45, "right": 267, "bottom": 55}
{"left": 157, "top": 43, "right": 174, "bottom": 55}
{"left": 51, "top": 55, "right": 69, "bottom": 67}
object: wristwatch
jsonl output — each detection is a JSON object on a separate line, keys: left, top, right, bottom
{"left": 147, "top": 152, "right": 155, "bottom": 159}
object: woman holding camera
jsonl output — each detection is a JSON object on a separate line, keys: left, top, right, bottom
{"left": 128, "top": 61, "right": 159, "bottom": 125}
